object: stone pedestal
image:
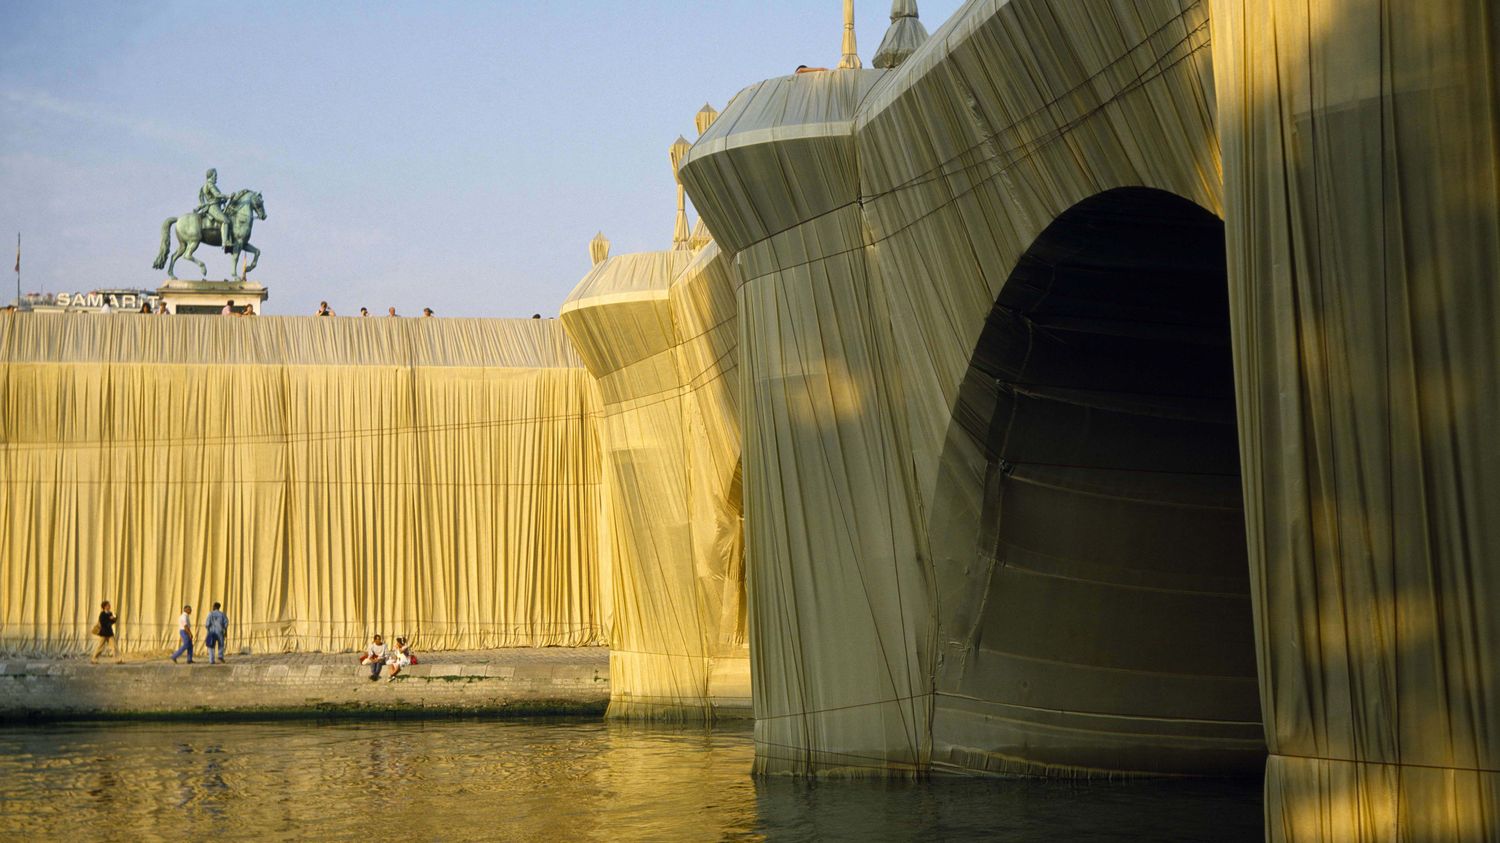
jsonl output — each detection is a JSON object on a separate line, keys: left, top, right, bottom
{"left": 156, "top": 278, "right": 268, "bottom": 315}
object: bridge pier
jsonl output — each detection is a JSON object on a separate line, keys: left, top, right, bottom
{"left": 1214, "top": 1, "right": 1500, "bottom": 837}
{"left": 685, "top": 69, "right": 935, "bottom": 774}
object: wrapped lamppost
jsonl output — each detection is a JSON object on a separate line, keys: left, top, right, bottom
{"left": 688, "top": 218, "right": 711, "bottom": 252}
{"left": 695, "top": 103, "right": 719, "bottom": 137}
{"left": 670, "top": 135, "right": 692, "bottom": 250}
{"left": 837, "top": 0, "right": 862, "bottom": 69}
{"left": 873, "top": 0, "right": 927, "bottom": 69}
{"left": 589, "top": 231, "right": 610, "bottom": 266}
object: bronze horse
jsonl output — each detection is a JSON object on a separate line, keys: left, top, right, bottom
{"left": 152, "top": 190, "right": 267, "bottom": 280}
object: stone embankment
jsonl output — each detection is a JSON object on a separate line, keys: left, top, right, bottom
{"left": 0, "top": 647, "right": 608, "bottom": 722}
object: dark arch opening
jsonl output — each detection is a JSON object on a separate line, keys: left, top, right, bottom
{"left": 928, "top": 187, "right": 1264, "bottom": 776}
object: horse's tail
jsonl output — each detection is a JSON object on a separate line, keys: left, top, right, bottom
{"left": 151, "top": 217, "right": 177, "bottom": 270}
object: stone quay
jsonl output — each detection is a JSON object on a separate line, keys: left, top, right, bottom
{"left": 0, "top": 648, "right": 608, "bottom": 722}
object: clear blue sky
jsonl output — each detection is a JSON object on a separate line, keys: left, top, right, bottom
{"left": 1, "top": 0, "right": 963, "bottom": 316}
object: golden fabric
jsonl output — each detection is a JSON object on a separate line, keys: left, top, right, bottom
{"left": 561, "top": 245, "right": 749, "bottom": 719}
{"left": 679, "top": 0, "right": 1499, "bottom": 834}
{"left": 682, "top": 0, "right": 1259, "bottom": 777}
{"left": 687, "top": 69, "right": 935, "bottom": 774}
{"left": 1213, "top": 0, "right": 1500, "bottom": 838}
{"left": 0, "top": 315, "right": 606, "bottom": 654}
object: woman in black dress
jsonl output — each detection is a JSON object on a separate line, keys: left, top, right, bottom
{"left": 92, "top": 601, "right": 118, "bottom": 664}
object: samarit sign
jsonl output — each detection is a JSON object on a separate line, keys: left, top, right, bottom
{"left": 50, "top": 289, "right": 161, "bottom": 312}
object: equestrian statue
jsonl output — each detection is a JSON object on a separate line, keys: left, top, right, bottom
{"left": 152, "top": 168, "right": 268, "bottom": 281}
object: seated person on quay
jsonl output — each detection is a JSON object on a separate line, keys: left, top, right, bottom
{"left": 360, "top": 635, "right": 387, "bottom": 681}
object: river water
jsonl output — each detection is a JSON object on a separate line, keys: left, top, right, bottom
{"left": 0, "top": 719, "right": 1262, "bottom": 841}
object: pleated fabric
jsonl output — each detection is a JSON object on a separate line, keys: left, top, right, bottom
{"left": 0, "top": 315, "right": 606, "bottom": 654}
{"left": 1213, "top": 1, "right": 1500, "bottom": 838}
{"left": 873, "top": 0, "right": 929, "bottom": 70}
{"left": 683, "top": 0, "right": 1242, "bottom": 777}
{"left": 687, "top": 69, "right": 936, "bottom": 775}
{"left": 678, "top": 0, "right": 1500, "bottom": 834}
{"left": 560, "top": 245, "right": 749, "bottom": 719}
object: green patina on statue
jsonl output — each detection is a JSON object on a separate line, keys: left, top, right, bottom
{"left": 152, "top": 168, "right": 268, "bottom": 281}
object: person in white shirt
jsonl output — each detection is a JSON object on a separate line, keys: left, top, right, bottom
{"left": 385, "top": 637, "right": 413, "bottom": 681}
{"left": 170, "top": 604, "right": 194, "bottom": 664}
{"left": 360, "top": 635, "right": 387, "bottom": 681}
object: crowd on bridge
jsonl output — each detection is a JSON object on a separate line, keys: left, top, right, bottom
{"left": 313, "top": 301, "right": 437, "bottom": 318}
{"left": 2, "top": 300, "right": 557, "bottom": 318}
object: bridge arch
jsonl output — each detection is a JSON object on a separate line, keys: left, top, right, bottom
{"left": 926, "top": 186, "right": 1264, "bottom": 776}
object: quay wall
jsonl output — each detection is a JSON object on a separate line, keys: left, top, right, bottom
{"left": 0, "top": 650, "right": 610, "bottom": 721}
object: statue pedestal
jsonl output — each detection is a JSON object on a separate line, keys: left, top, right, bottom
{"left": 156, "top": 278, "right": 268, "bottom": 315}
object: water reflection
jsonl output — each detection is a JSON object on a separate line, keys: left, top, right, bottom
{"left": 0, "top": 720, "right": 1261, "bottom": 841}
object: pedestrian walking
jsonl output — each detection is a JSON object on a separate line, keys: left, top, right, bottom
{"left": 205, "top": 602, "right": 229, "bottom": 664}
{"left": 91, "top": 600, "right": 119, "bottom": 664}
{"left": 170, "top": 604, "right": 194, "bottom": 663}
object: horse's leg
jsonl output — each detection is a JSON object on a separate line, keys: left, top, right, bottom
{"left": 241, "top": 244, "right": 260, "bottom": 278}
{"left": 168, "top": 235, "right": 188, "bottom": 280}
{"left": 183, "top": 240, "right": 206, "bottom": 277}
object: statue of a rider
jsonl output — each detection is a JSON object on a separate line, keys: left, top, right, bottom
{"left": 195, "top": 168, "right": 236, "bottom": 252}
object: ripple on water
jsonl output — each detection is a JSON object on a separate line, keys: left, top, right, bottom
{"left": 0, "top": 720, "right": 1260, "bottom": 842}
